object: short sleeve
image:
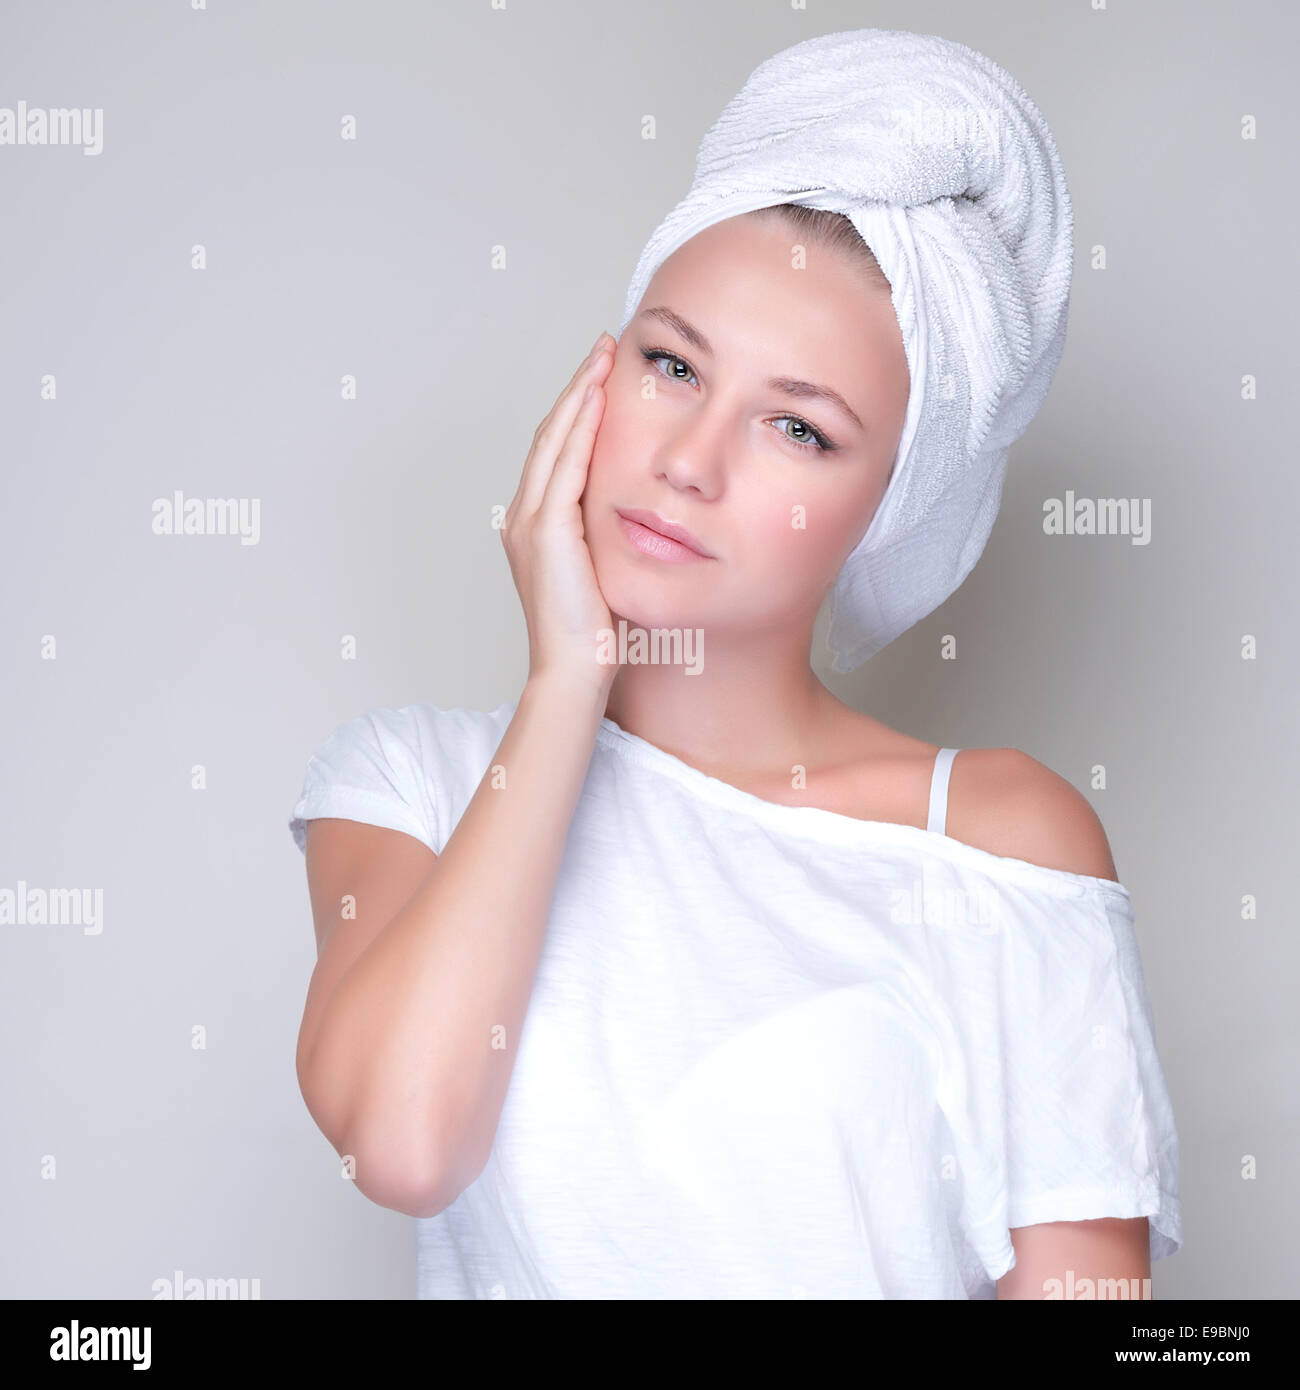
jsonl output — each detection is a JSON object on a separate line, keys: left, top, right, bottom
{"left": 935, "top": 876, "right": 1183, "bottom": 1285}
{"left": 288, "top": 705, "right": 439, "bottom": 855}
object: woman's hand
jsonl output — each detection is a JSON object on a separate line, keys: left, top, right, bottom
{"left": 501, "top": 332, "right": 617, "bottom": 697}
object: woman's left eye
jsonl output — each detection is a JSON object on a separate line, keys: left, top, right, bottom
{"left": 640, "top": 348, "right": 834, "bottom": 453}
{"left": 769, "top": 417, "right": 830, "bottom": 452}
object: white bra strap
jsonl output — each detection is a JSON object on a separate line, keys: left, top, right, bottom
{"left": 927, "top": 748, "right": 960, "bottom": 836}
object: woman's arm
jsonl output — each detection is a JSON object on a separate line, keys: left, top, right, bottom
{"left": 296, "top": 335, "right": 618, "bottom": 1219}
{"left": 948, "top": 750, "right": 1158, "bottom": 1298}
{"left": 998, "top": 1217, "right": 1152, "bottom": 1299}
{"left": 296, "top": 673, "right": 609, "bottom": 1219}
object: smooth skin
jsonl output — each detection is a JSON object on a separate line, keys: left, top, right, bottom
{"left": 296, "top": 209, "right": 1150, "bottom": 1297}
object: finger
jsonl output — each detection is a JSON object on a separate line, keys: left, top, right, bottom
{"left": 542, "top": 334, "right": 609, "bottom": 436}
{"left": 539, "top": 377, "right": 605, "bottom": 518}
{"left": 517, "top": 346, "right": 608, "bottom": 515}
{"left": 514, "top": 344, "right": 612, "bottom": 517}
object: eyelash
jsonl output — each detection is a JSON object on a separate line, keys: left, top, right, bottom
{"left": 639, "top": 346, "right": 838, "bottom": 454}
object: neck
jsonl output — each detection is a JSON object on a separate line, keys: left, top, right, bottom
{"left": 600, "top": 612, "right": 847, "bottom": 781}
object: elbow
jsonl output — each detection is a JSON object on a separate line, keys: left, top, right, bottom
{"left": 345, "top": 1140, "right": 452, "bottom": 1219}
{"left": 336, "top": 1088, "right": 489, "bottom": 1219}
{"left": 347, "top": 1135, "right": 484, "bottom": 1220}
{"left": 362, "top": 1130, "right": 485, "bottom": 1219}
{"left": 296, "top": 1038, "right": 483, "bottom": 1219}
{"left": 330, "top": 1110, "right": 455, "bottom": 1218}
{"left": 338, "top": 1103, "right": 482, "bottom": 1219}
{"left": 297, "top": 1061, "right": 454, "bottom": 1218}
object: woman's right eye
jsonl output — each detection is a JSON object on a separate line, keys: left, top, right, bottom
{"left": 641, "top": 348, "right": 698, "bottom": 386}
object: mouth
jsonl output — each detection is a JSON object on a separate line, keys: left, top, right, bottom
{"left": 614, "top": 507, "right": 716, "bottom": 563}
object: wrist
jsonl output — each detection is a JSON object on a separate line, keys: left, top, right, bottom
{"left": 522, "top": 668, "right": 613, "bottom": 720}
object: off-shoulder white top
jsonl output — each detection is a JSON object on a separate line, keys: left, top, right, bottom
{"left": 290, "top": 701, "right": 1183, "bottom": 1299}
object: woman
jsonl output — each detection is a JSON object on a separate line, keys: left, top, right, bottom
{"left": 289, "top": 29, "right": 1182, "bottom": 1299}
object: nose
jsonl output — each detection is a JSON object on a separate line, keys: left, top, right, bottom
{"left": 654, "top": 413, "right": 728, "bottom": 500}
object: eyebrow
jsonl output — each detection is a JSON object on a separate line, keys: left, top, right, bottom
{"left": 636, "top": 305, "right": 865, "bottom": 432}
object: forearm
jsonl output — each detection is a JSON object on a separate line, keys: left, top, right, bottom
{"left": 300, "top": 674, "right": 608, "bottom": 1211}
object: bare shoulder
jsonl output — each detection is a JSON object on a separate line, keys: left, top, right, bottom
{"left": 944, "top": 747, "right": 1119, "bottom": 881}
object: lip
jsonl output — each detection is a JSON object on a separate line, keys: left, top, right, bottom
{"left": 615, "top": 507, "right": 716, "bottom": 562}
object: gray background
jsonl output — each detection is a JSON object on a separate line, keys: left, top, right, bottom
{"left": 2, "top": 0, "right": 1295, "bottom": 1298}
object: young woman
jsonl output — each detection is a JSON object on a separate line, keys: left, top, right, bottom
{"left": 289, "top": 31, "right": 1181, "bottom": 1300}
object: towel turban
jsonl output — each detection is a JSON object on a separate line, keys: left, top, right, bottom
{"left": 616, "top": 28, "right": 1074, "bottom": 671}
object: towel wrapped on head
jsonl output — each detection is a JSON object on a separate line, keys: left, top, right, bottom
{"left": 617, "top": 28, "right": 1074, "bottom": 672}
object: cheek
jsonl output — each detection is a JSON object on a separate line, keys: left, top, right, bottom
{"left": 582, "top": 393, "right": 639, "bottom": 506}
{"left": 739, "top": 474, "right": 871, "bottom": 583}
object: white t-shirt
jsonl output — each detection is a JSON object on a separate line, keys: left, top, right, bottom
{"left": 289, "top": 700, "right": 1183, "bottom": 1299}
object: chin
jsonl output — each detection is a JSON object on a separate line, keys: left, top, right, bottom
{"left": 595, "top": 565, "right": 714, "bottom": 634}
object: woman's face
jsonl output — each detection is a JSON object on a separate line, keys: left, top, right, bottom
{"left": 581, "top": 211, "right": 910, "bottom": 645}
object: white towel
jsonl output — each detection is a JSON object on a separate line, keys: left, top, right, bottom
{"left": 617, "top": 28, "right": 1074, "bottom": 671}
